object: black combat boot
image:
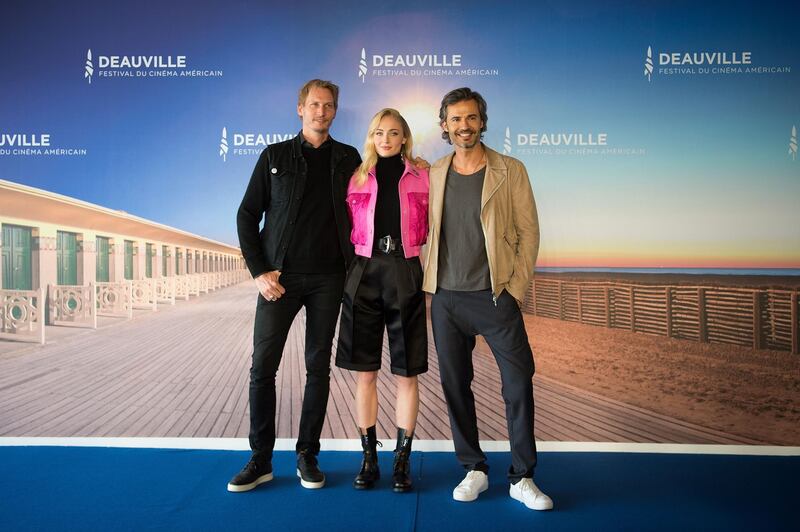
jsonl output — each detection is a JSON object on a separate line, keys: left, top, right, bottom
{"left": 353, "top": 425, "right": 381, "bottom": 489}
{"left": 392, "top": 428, "right": 414, "bottom": 493}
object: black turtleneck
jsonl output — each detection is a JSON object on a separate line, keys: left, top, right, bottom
{"left": 374, "top": 154, "right": 404, "bottom": 242}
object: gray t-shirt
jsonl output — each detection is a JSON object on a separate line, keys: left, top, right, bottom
{"left": 438, "top": 165, "right": 491, "bottom": 291}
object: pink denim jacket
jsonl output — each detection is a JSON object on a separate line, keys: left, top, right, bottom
{"left": 345, "top": 160, "right": 429, "bottom": 258}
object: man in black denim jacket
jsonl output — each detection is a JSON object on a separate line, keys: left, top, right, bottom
{"left": 230, "top": 79, "right": 360, "bottom": 492}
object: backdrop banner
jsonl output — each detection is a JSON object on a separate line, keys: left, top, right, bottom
{"left": 1, "top": 0, "right": 798, "bottom": 447}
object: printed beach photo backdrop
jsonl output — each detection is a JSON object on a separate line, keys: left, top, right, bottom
{"left": 1, "top": 0, "right": 798, "bottom": 446}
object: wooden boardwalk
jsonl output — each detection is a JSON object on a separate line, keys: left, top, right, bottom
{"left": 0, "top": 283, "right": 760, "bottom": 444}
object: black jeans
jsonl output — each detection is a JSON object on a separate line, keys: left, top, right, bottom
{"left": 431, "top": 288, "right": 537, "bottom": 482}
{"left": 248, "top": 272, "right": 344, "bottom": 460}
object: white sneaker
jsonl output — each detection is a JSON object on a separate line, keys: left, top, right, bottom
{"left": 509, "top": 478, "right": 553, "bottom": 510}
{"left": 452, "top": 470, "right": 489, "bottom": 502}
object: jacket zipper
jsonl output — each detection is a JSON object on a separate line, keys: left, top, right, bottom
{"left": 480, "top": 220, "right": 497, "bottom": 307}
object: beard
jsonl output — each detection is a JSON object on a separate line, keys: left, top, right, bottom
{"left": 451, "top": 128, "right": 479, "bottom": 148}
{"left": 309, "top": 122, "right": 330, "bottom": 134}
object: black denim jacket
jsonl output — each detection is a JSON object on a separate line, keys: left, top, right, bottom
{"left": 236, "top": 132, "right": 361, "bottom": 278}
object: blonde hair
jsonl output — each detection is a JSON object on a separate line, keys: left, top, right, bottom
{"left": 297, "top": 79, "right": 339, "bottom": 109}
{"left": 355, "top": 108, "right": 414, "bottom": 186}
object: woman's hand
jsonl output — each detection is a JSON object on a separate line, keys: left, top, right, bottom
{"left": 412, "top": 156, "right": 430, "bottom": 170}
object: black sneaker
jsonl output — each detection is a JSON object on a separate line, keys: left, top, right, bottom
{"left": 296, "top": 450, "right": 325, "bottom": 489}
{"left": 227, "top": 457, "right": 273, "bottom": 492}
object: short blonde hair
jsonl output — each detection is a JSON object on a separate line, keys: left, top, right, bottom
{"left": 297, "top": 79, "right": 339, "bottom": 109}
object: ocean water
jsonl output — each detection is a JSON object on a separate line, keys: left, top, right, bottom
{"left": 536, "top": 268, "right": 800, "bottom": 276}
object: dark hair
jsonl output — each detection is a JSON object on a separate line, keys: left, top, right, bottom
{"left": 438, "top": 87, "right": 488, "bottom": 143}
{"left": 298, "top": 79, "right": 340, "bottom": 109}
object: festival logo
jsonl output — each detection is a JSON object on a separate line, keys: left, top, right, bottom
{"left": 503, "top": 126, "right": 645, "bottom": 157}
{"left": 357, "top": 47, "right": 499, "bottom": 82}
{"left": 644, "top": 46, "right": 791, "bottom": 80}
{"left": 216, "top": 128, "right": 296, "bottom": 160}
{"left": 0, "top": 133, "right": 87, "bottom": 157}
{"left": 359, "top": 48, "right": 368, "bottom": 83}
{"left": 85, "top": 49, "right": 94, "bottom": 84}
{"left": 503, "top": 127, "right": 512, "bottom": 155}
{"left": 644, "top": 46, "right": 653, "bottom": 82}
{"left": 220, "top": 128, "right": 229, "bottom": 162}
{"left": 84, "top": 48, "right": 224, "bottom": 83}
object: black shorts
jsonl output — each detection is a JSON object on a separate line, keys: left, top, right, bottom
{"left": 336, "top": 253, "right": 428, "bottom": 377}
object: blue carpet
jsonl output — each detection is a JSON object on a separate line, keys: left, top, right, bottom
{"left": 417, "top": 451, "right": 797, "bottom": 531}
{"left": 0, "top": 447, "right": 796, "bottom": 531}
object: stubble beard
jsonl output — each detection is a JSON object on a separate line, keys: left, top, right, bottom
{"left": 308, "top": 120, "right": 330, "bottom": 136}
{"left": 451, "top": 129, "right": 479, "bottom": 150}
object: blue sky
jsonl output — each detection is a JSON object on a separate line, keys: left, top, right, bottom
{"left": 1, "top": 0, "right": 798, "bottom": 266}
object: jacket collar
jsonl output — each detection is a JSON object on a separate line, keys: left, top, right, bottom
{"left": 481, "top": 144, "right": 507, "bottom": 209}
{"left": 405, "top": 158, "right": 421, "bottom": 177}
{"left": 431, "top": 151, "right": 455, "bottom": 174}
{"left": 431, "top": 142, "right": 505, "bottom": 174}
{"left": 291, "top": 131, "right": 304, "bottom": 158}
{"left": 484, "top": 144, "right": 507, "bottom": 171}
{"left": 291, "top": 130, "right": 347, "bottom": 162}
{"left": 430, "top": 143, "right": 507, "bottom": 209}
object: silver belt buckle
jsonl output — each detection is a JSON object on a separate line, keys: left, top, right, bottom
{"left": 379, "top": 235, "right": 394, "bottom": 254}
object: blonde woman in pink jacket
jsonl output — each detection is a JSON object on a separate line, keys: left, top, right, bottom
{"left": 336, "top": 108, "right": 430, "bottom": 492}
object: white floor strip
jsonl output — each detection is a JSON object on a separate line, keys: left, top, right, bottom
{"left": 0, "top": 437, "right": 798, "bottom": 456}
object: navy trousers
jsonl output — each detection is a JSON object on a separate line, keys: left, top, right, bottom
{"left": 431, "top": 287, "right": 537, "bottom": 482}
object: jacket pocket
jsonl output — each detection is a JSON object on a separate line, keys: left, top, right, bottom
{"left": 494, "top": 232, "right": 516, "bottom": 281}
{"left": 346, "top": 192, "right": 371, "bottom": 246}
{"left": 270, "top": 170, "right": 293, "bottom": 205}
{"left": 407, "top": 192, "right": 429, "bottom": 247}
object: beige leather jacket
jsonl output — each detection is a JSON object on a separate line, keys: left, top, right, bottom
{"left": 422, "top": 145, "right": 540, "bottom": 303}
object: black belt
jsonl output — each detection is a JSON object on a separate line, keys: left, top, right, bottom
{"left": 374, "top": 235, "right": 403, "bottom": 255}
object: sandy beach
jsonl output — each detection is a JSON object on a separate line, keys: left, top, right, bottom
{"left": 517, "top": 310, "right": 800, "bottom": 445}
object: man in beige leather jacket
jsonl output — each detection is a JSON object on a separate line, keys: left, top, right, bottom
{"left": 423, "top": 87, "right": 552, "bottom": 511}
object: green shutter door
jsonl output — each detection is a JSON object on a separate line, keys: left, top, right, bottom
{"left": 96, "top": 236, "right": 109, "bottom": 282}
{"left": 56, "top": 231, "right": 78, "bottom": 285}
{"left": 2, "top": 224, "right": 32, "bottom": 290}
{"left": 146, "top": 244, "right": 153, "bottom": 278}
{"left": 175, "top": 251, "right": 180, "bottom": 275}
{"left": 124, "top": 240, "right": 134, "bottom": 280}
